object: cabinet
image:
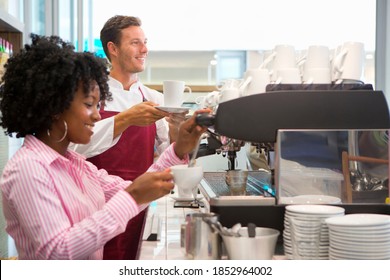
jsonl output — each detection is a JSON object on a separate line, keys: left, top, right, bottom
{"left": 0, "top": 8, "right": 24, "bottom": 54}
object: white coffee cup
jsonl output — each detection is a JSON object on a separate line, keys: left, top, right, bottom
{"left": 332, "top": 41, "right": 365, "bottom": 82}
{"left": 265, "top": 45, "right": 297, "bottom": 81}
{"left": 302, "top": 68, "right": 331, "bottom": 84}
{"left": 163, "top": 80, "right": 192, "bottom": 107}
{"left": 330, "top": 45, "right": 342, "bottom": 82}
{"left": 171, "top": 164, "right": 203, "bottom": 199}
{"left": 302, "top": 45, "right": 331, "bottom": 70}
{"left": 195, "top": 91, "right": 220, "bottom": 108}
{"left": 219, "top": 88, "right": 240, "bottom": 103}
{"left": 242, "top": 69, "right": 270, "bottom": 96}
{"left": 275, "top": 68, "right": 301, "bottom": 84}
{"left": 217, "top": 79, "right": 241, "bottom": 91}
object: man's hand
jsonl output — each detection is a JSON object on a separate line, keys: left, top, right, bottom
{"left": 113, "top": 101, "right": 170, "bottom": 138}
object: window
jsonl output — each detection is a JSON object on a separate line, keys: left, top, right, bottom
{"left": 90, "top": 0, "right": 376, "bottom": 88}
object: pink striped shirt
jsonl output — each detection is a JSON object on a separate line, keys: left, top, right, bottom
{"left": 0, "top": 135, "right": 188, "bottom": 259}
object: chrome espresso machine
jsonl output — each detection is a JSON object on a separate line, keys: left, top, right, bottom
{"left": 195, "top": 84, "right": 390, "bottom": 248}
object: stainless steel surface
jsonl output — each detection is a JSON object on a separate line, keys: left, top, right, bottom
{"left": 199, "top": 171, "right": 276, "bottom": 206}
{"left": 183, "top": 212, "right": 222, "bottom": 260}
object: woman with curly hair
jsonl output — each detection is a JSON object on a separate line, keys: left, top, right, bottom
{"left": 0, "top": 34, "right": 208, "bottom": 259}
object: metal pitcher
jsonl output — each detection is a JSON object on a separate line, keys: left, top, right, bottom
{"left": 181, "top": 212, "right": 222, "bottom": 260}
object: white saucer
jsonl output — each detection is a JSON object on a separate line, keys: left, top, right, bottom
{"left": 169, "top": 194, "right": 204, "bottom": 202}
{"left": 155, "top": 106, "right": 189, "bottom": 114}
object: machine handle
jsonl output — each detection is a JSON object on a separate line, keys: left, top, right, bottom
{"left": 195, "top": 113, "right": 216, "bottom": 127}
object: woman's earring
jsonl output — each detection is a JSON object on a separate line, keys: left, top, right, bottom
{"left": 47, "top": 120, "right": 68, "bottom": 143}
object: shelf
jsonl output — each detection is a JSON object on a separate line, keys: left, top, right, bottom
{"left": 0, "top": 8, "right": 24, "bottom": 53}
{"left": 146, "top": 84, "right": 216, "bottom": 93}
{"left": 0, "top": 9, "right": 23, "bottom": 32}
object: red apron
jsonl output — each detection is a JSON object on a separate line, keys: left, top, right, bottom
{"left": 88, "top": 88, "right": 156, "bottom": 260}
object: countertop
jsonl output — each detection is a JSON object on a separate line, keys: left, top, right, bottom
{"left": 139, "top": 194, "right": 207, "bottom": 260}
{"left": 139, "top": 192, "right": 285, "bottom": 260}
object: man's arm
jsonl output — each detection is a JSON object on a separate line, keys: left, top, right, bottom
{"left": 70, "top": 102, "right": 169, "bottom": 157}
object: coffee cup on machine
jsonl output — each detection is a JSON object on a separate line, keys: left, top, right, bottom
{"left": 332, "top": 41, "right": 365, "bottom": 83}
{"left": 300, "top": 45, "right": 331, "bottom": 70}
{"left": 195, "top": 91, "right": 220, "bottom": 108}
{"left": 242, "top": 68, "right": 270, "bottom": 96}
{"left": 266, "top": 44, "right": 297, "bottom": 82}
{"left": 274, "top": 68, "right": 302, "bottom": 84}
{"left": 216, "top": 79, "right": 241, "bottom": 91}
{"left": 219, "top": 88, "right": 240, "bottom": 103}
{"left": 302, "top": 67, "right": 331, "bottom": 84}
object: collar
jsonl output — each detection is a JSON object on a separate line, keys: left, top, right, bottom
{"left": 23, "top": 135, "right": 87, "bottom": 167}
{"left": 108, "top": 76, "right": 141, "bottom": 91}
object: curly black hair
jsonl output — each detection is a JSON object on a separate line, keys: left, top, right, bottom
{"left": 0, "top": 34, "right": 112, "bottom": 138}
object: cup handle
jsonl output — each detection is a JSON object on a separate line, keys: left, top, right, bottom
{"left": 333, "top": 49, "right": 348, "bottom": 73}
{"left": 296, "top": 55, "right": 307, "bottom": 67}
{"left": 239, "top": 76, "right": 252, "bottom": 94}
{"left": 181, "top": 86, "right": 192, "bottom": 104}
{"left": 184, "top": 86, "right": 192, "bottom": 94}
{"left": 259, "top": 51, "right": 276, "bottom": 69}
{"left": 195, "top": 96, "right": 205, "bottom": 105}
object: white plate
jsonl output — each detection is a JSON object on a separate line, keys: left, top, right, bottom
{"left": 280, "top": 195, "right": 341, "bottom": 205}
{"left": 325, "top": 214, "right": 390, "bottom": 227}
{"left": 169, "top": 194, "right": 204, "bottom": 202}
{"left": 329, "top": 247, "right": 390, "bottom": 259}
{"left": 286, "top": 204, "right": 345, "bottom": 215}
{"left": 330, "top": 229, "right": 390, "bottom": 239}
{"left": 155, "top": 106, "right": 189, "bottom": 114}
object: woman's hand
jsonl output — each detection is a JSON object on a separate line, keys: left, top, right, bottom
{"left": 173, "top": 109, "right": 211, "bottom": 159}
{"left": 125, "top": 169, "right": 174, "bottom": 205}
{"left": 165, "top": 112, "right": 188, "bottom": 143}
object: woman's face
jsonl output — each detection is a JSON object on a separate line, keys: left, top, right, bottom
{"left": 61, "top": 81, "right": 101, "bottom": 145}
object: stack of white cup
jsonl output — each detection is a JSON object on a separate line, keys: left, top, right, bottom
{"left": 242, "top": 42, "right": 365, "bottom": 91}
{"left": 267, "top": 44, "right": 301, "bottom": 84}
{"left": 300, "top": 45, "right": 332, "bottom": 84}
{"left": 331, "top": 41, "right": 365, "bottom": 84}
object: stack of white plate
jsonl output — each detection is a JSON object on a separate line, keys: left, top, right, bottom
{"left": 325, "top": 214, "right": 390, "bottom": 260}
{"left": 283, "top": 204, "right": 345, "bottom": 259}
{"left": 279, "top": 195, "right": 341, "bottom": 205}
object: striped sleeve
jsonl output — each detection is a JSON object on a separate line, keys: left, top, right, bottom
{"left": 148, "top": 143, "right": 189, "bottom": 172}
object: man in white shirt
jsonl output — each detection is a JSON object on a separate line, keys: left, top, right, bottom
{"left": 70, "top": 15, "right": 186, "bottom": 260}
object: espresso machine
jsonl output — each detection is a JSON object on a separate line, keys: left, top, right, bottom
{"left": 195, "top": 85, "right": 390, "bottom": 241}
{"left": 196, "top": 123, "right": 246, "bottom": 170}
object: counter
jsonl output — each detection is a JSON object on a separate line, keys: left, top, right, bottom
{"left": 139, "top": 195, "right": 207, "bottom": 260}
{"left": 139, "top": 194, "right": 286, "bottom": 260}
{"left": 139, "top": 193, "right": 390, "bottom": 260}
